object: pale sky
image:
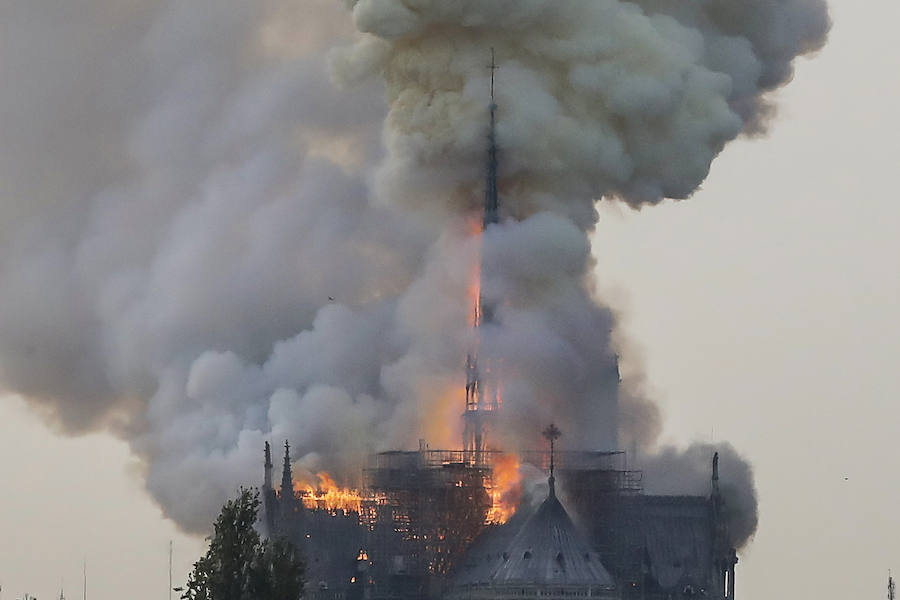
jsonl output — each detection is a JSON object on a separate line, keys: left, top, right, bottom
{"left": 1, "top": 1, "right": 897, "bottom": 599}
{"left": 593, "top": 1, "right": 900, "bottom": 596}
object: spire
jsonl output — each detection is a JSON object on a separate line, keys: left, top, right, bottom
{"left": 483, "top": 47, "right": 499, "bottom": 230}
{"left": 712, "top": 451, "right": 720, "bottom": 497}
{"left": 890, "top": 571, "right": 896, "bottom": 600}
{"left": 281, "top": 440, "right": 293, "bottom": 499}
{"left": 462, "top": 49, "right": 502, "bottom": 458}
{"left": 711, "top": 451, "right": 724, "bottom": 529}
{"left": 264, "top": 441, "right": 273, "bottom": 491}
{"left": 480, "top": 47, "right": 499, "bottom": 332}
{"left": 542, "top": 423, "right": 562, "bottom": 499}
{"left": 711, "top": 451, "right": 737, "bottom": 599}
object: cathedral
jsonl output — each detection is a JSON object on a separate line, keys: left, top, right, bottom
{"left": 261, "top": 61, "right": 738, "bottom": 600}
{"left": 262, "top": 438, "right": 737, "bottom": 600}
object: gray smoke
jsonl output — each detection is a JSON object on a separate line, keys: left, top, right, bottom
{"left": 640, "top": 442, "right": 758, "bottom": 548}
{"left": 0, "top": 0, "right": 828, "bottom": 542}
{"left": 338, "top": 0, "right": 830, "bottom": 212}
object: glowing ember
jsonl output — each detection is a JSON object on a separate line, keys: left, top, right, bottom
{"left": 488, "top": 453, "right": 522, "bottom": 523}
{"left": 294, "top": 472, "right": 362, "bottom": 513}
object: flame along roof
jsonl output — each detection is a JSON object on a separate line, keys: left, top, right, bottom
{"left": 453, "top": 490, "right": 615, "bottom": 588}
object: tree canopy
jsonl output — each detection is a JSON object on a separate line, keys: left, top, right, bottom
{"left": 181, "top": 488, "right": 305, "bottom": 600}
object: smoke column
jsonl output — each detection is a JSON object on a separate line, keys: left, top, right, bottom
{"left": 0, "top": 0, "right": 828, "bottom": 546}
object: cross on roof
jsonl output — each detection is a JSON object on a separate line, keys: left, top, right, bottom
{"left": 542, "top": 423, "right": 562, "bottom": 490}
{"left": 542, "top": 423, "right": 562, "bottom": 444}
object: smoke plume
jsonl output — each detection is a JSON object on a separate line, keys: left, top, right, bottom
{"left": 0, "top": 0, "right": 828, "bottom": 544}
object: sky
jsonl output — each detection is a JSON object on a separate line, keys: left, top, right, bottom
{"left": 593, "top": 1, "right": 900, "bottom": 595}
{"left": 1, "top": 1, "right": 898, "bottom": 599}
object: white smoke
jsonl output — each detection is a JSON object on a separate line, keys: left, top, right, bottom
{"left": 0, "top": 0, "right": 828, "bottom": 540}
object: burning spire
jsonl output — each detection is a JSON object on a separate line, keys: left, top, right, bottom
{"left": 463, "top": 50, "right": 502, "bottom": 459}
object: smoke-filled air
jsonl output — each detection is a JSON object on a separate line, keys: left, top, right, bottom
{"left": 0, "top": 0, "right": 829, "bottom": 548}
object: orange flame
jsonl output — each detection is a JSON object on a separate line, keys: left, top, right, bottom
{"left": 488, "top": 454, "right": 522, "bottom": 523}
{"left": 294, "top": 472, "right": 362, "bottom": 513}
{"left": 461, "top": 214, "right": 484, "bottom": 326}
{"left": 468, "top": 264, "right": 482, "bottom": 329}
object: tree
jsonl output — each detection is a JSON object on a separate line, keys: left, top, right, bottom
{"left": 181, "top": 488, "right": 305, "bottom": 600}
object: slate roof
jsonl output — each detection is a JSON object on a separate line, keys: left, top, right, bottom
{"left": 453, "top": 491, "right": 614, "bottom": 588}
{"left": 612, "top": 495, "right": 716, "bottom": 591}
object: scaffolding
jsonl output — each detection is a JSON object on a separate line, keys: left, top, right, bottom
{"left": 362, "top": 451, "right": 495, "bottom": 600}
{"left": 264, "top": 441, "right": 738, "bottom": 600}
{"left": 359, "top": 448, "right": 646, "bottom": 600}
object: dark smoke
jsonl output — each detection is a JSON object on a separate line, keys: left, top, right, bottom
{"left": 641, "top": 443, "right": 758, "bottom": 548}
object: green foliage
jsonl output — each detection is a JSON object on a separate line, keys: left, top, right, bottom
{"left": 182, "top": 488, "right": 305, "bottom": 600}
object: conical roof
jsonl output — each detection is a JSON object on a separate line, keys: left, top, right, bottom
{"left": 453, "top": 503, "right": 534, "bottom": 585}
{"left": 454, "top": 491, "right": 614, "bottom": 588}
